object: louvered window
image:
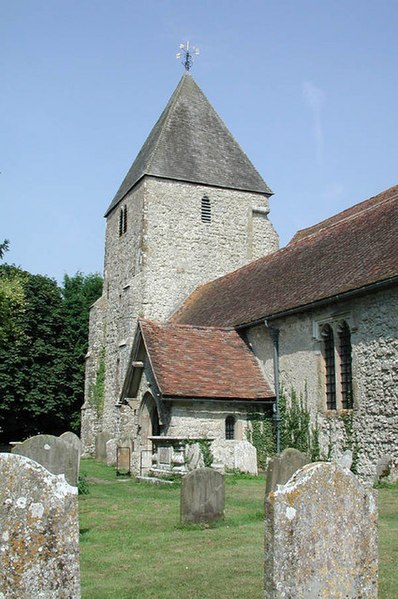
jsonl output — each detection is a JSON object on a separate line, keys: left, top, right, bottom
{"left": 322, "top": 324, "right": 336, "bottom": 410}
{"left": 201, "top": 195, "right": 211, "bottom": 223}
{"left": 225, "top": 415, "right": 235, "bottom": 440}
{"left": 119, "top": 205, "right": 128, "bottom": 236}
{"left": 339, "top": 321, "right": 353, "bottom": 409}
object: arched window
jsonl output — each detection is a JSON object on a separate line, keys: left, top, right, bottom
{"left": 338, "top": 321, "right": 353, "bottom": 409}
{"left": 322, "top": 324, "right": 336, "bottom": 410}
{"left": 201, "top": 195, "right": 211, "bottom": 223}
{"left": 225, "top": 415, "right": 235, "bottom": 440}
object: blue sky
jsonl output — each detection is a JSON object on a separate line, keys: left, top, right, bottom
{"left": 2, "top": 0, "right": 398, "bottom": 282}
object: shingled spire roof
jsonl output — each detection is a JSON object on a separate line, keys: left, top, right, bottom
{"left": 105, "top": 73, "right": 272, "bottom": 216}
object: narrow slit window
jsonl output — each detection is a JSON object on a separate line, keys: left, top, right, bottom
{"left": 201, "top": 195, "right": 211, "bottom": 223}
{"left": 119, "top": 205, "right": 128, "bottom": 236}
{"left": 339, "top": 321, "right": 353, "bottom": 409}
{"left": 322, "top": 324, "right": 336, "bottom": 410}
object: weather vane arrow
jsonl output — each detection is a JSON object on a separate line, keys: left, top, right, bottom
{"left": 176, "top": 41, "right": 199, "bottom": 72}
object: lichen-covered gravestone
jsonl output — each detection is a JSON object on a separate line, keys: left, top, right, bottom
{"left": 265, "top": 447, "right": 310, "bottom": 496}
{"left": 181, "top": 468, "right": 225, "bottom": 523}
{"left": 0, "top": 453, "right": 80, "bottom": 598}
{"left": 264, "top": 462, "right": 378, "bottom": 598}
{"left": 95, "top": 431, "right": 113, "bottom": 463}
{"left": 11, "top": 433, "right": 80, "bottom": 486}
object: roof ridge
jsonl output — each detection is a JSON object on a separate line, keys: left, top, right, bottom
{"left": 291, "top": 188, "right": 398, "bottom": 245}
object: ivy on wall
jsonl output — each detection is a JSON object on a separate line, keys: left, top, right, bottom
{"left": 89, "top": 346, "right": 106, "bottom": 416}
{"left": 246, "top": 412, "right": 275, "bottom": 470}
{"left": 279, "top": 385, "right": 321, "bottom": 462}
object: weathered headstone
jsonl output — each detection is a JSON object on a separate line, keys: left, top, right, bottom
{"left": 265, "top": 447, "right": 310, "bottom": 495}
{"left": 0, "top": 453, "right": 80, "bottom": 598}
{"left": 265, "top": 462, "right": 378, "bottom": 598}
{"left": 106, "top": 438, "right": 118, "bottom": 466}
{"left": 336, "top": 448, "right": 353, "bottom": 470}
{"left": 11, "top": 433, "right": 79, "bottom": 486}
{"left": 211, "top": 440, "right": 258, "bottom": 475}
{"left": 95, "top": 431, "right": 113, "bottom": 462}
{"left": 181, "top": 468, "right": 225, "bottom": 523}
{"left": 60, "top": 431, "right": 82, "bottom": 474}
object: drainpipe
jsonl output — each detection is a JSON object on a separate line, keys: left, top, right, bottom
{"left": 264, "top": 320, "right": 281, "bottom": 455}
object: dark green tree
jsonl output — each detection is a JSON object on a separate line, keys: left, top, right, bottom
{"left": 0, "top": 239, "right": 10, "bottom": 259}
{"left": 0, "top": 266, "right": 102, "bottom": 443}
{"left": 59, "top": 272, "right": 103, "bottom": 432}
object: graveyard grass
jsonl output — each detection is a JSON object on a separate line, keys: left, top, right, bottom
{"left": 79, "top": 459, "right": 398, "bottom": 599}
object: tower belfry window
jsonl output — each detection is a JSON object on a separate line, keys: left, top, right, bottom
{"left": 119, "top": 205, "right": 128, "bottom": 236}
{"left": 201, "top": 195, "right": 211, "bottom": 223}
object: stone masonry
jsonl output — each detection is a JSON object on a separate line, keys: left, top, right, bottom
{"left": 247, "top": 286, "right": 398, "bottom": 479}
{"left": 82, "top": 176, "right": 278, "bottom": 454}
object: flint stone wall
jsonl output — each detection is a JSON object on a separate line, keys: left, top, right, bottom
{"left": 0, "top": 453, "right": 80, "bottom": 598}
{"left": 181, "top": 468, "right": 225, "bottom": 523}
{"left": 11, "top": 434, "right": 79, "bottom": 487}
{"left": 83, "top": 175, "right": 278, "bottom": 455}
{"left": 247, "top": 286, "right": 398, "bottom": 479}
{"left": 264, "top": 462, "right": 378, "bottom": 598}
{"left": 265, "top": 448, "right": 310, "bottom": 495}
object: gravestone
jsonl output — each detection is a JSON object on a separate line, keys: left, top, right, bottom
{"left": 265, "top": 447, "right": 310, "bottom": 496}
{"left": 181, "top": 468, "right": 224, "bottom": 523}
{"left": 95, "top": 431, "right": 113, "bottom": 462}
{"left": 0, "top": 453, "right": 80, "bottom": 598}
{"left": 106, "top": 438, "right": 118, "bottom": 466}
{"left": 60, "top": 431, "right": 82, "bottom": 474}
{"left": 211, "top": 440, "right": 258, "bottom": 475}
{"left": 264, "top": 462, "right": 378, "bottom": 598}
{"left": 11, "top": 433, "right": 79, "bottom": 486}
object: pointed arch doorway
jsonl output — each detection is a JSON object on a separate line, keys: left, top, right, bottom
{"left": 138, "top": 392, "right": 160, "bottom": 474}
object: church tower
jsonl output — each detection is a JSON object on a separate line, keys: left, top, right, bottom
{"left": 81, "top": 73, "right": 279, "bottom": 454}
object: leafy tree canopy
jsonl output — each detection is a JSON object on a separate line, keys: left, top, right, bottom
{"left": 0, "top": 266, "right": 102, "bottom": 443}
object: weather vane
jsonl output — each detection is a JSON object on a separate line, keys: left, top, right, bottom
{"left": 176, "top": 41, "right": 199, "bottom": 72}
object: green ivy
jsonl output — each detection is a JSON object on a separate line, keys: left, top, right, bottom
{"left": 198, "top": 439, "right": 214, "bottom": 467}
{"left": 89, "top": 346, "right": 106, "bottom": 416}
{"left": 279, "top": 385, "right": 321, "bottom": 461}
{"left": 246, "top": 412, "right": 275, "bottom": 470}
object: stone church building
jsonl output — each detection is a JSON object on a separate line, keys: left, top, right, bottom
{"left": 81, "top": 73, "right": 398, "bottom": 479}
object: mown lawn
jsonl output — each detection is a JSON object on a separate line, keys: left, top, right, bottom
{"left": 79, "top": 459, "right": 398, "bottom": 599}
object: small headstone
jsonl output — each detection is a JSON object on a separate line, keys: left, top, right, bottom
{"left": 265, "top": 447, "right": 310, "bottom": 496}
{"left": 181, "top": 468, "right": 225, "bottom": 523}
{"left": 264, "top": 462, "right": 378, "bottom": 598}
{"left": 211, "top": 440, "right": 258, "bottom": 474}
{"left": 184, "top": 443, "right": 204, "bottom": 471}
{"left": 117, "top": 447, "right": 131, "bottom": 474}
{"left": 60, "top": 431, "right": 82, "bottom": 474}
{"left": 95, "top": 431, "right": 113, "bottom": 462}
{"left": 336, "top": 449, "right": 353, "bottom": 470}
{"left": 376, "top": 454, "right": 392, "bottom": 480}
{"left": 11, "top": 434, "right": 79, "bottom": 486}
{"left": 106, "top": 438, "right": 118, "bottom": 466}
{"left": 0, "top": 453, "right": 80, "bottom": 598}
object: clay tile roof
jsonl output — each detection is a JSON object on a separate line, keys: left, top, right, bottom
{"left": 172, "top": 185, "right": 398, "bottom": 328}
{"left": 105, "top": 73, "right": 272, "bottom": 216}
{"left": 139, "top": 319, "right": 274, "bottom": 400}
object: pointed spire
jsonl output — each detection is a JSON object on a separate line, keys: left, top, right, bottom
{"left": 105, "top": 74, "right": 272, "bottom": 216}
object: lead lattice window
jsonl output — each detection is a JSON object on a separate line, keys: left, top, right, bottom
{"left": 319, "top": 319, "right": 353, "bottom": 411}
